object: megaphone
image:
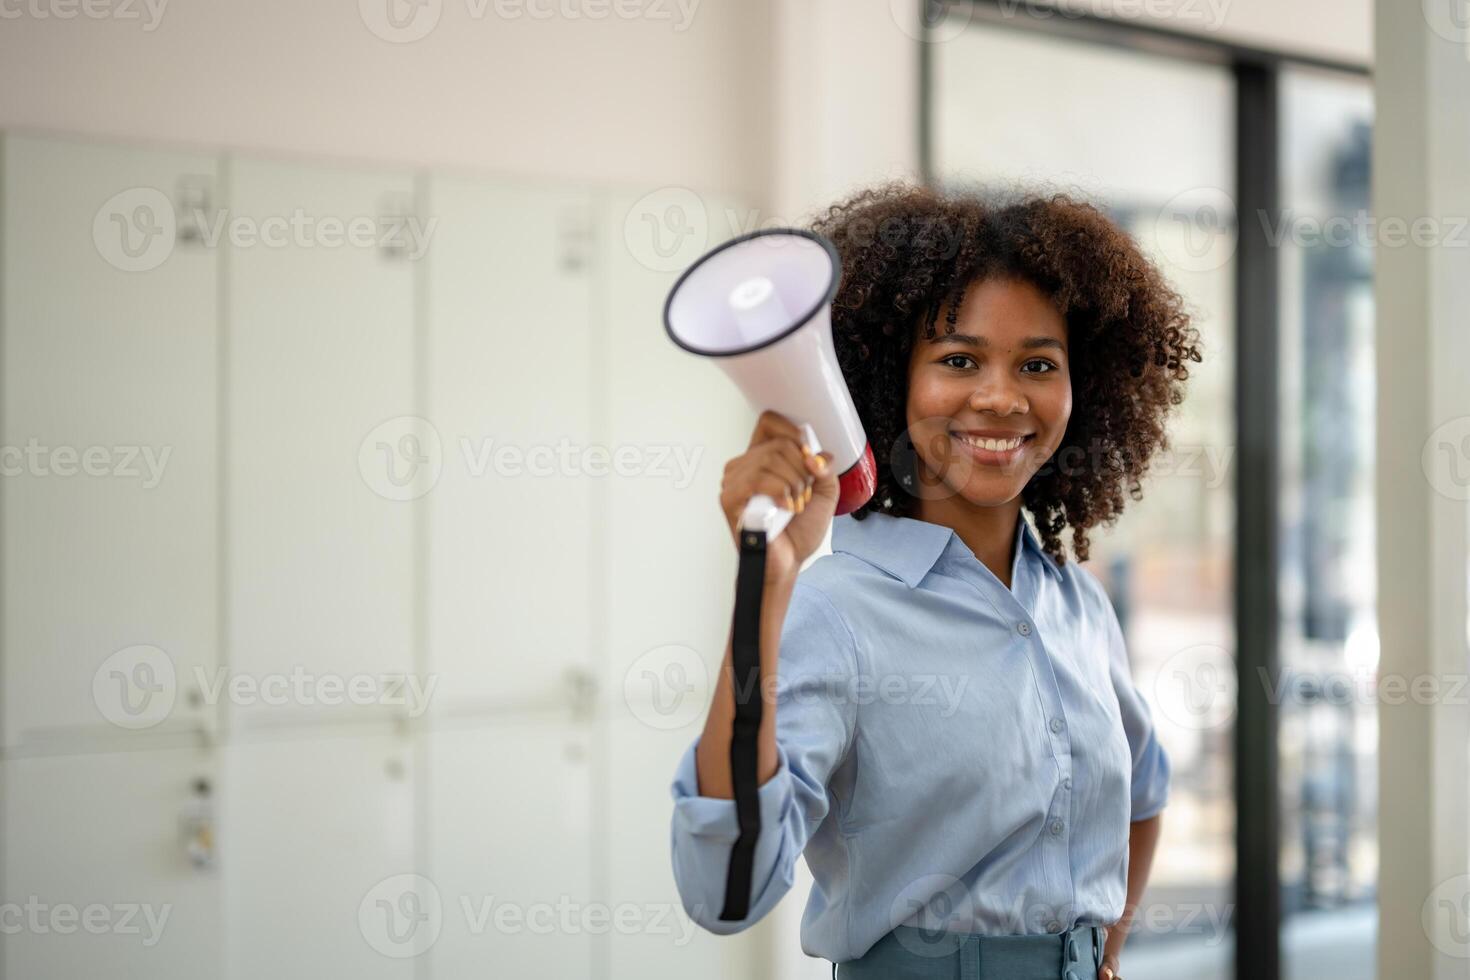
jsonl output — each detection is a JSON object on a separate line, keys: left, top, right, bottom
{"left": 663, "top": 228, "right": 876, "bottom": 924}
{"left": 663, "top": 228, "right": 877, "bottom": 539}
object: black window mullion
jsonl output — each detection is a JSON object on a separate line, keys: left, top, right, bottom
{"left": 1233, "top": 60, "right": 1283, "bottom": 980}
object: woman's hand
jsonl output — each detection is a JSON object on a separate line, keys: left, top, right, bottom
{"left": 719, "top": 409, "right": 837, "bottom": 584}
{"left": 1097, "top": 954, "right": 1121, "bottom": 980}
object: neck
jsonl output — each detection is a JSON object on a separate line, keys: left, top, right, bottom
{"left": 913, "top": 494, "right": 1023, "bottom": 589}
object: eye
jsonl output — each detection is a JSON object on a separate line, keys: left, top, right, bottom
{"left": 939, "top": 353, "right": 1059, "bottom": 373}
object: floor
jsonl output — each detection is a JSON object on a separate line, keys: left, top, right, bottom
{"left": 1124, "top": 904, "right": 1376, "bottom": 980}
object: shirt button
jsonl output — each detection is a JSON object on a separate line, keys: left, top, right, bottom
{"left": 1017, "top": 621, "right": 1032, "bottom": 636}
{"left": 1047, "top": 919, "right": 1063, "bottom": 932}
{"left": 1049, "top": 716, "right": 1064, "bottom": 734}
{"left": 1063, "top": 776, "right": 1073, "bottom": 790}
{"left": 1050, "top": 819, "right": 1064, "bottom": 836}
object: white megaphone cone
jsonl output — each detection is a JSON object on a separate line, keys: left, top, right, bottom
{"left": 663, "top": 228, "right": 876, "bottom": 538}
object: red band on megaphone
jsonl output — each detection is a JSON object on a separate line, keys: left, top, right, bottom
{"left": 835, "top": 442, "right": 877, "bottom": 516}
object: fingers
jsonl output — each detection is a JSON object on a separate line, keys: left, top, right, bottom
{"left": 804, "top": 447, "right": 833, "bottom": 482}
{"left": 726, "top": 466, "right": 803, "bottom": 513}
{"left": 757, "top": 423, "right": 836, "bottom": 491}
{"left": 723, "top": 412, "right": 837, "bottom": 537}
{"left": 753, "top": 468, "right": 804, "bottom": 512}
{"left": 747, "top": 427, "right": 820, "bottom": 503}
{"left": 771, "top": 446, "right": 838, "bottom": 510}
{"left": 720, "top": 457, "right": 807, "bottom": 522}
{"left": 761, "top": 438, "right": 815, "bottom": 491}
{"left": 747, "top": 409, "right": 803, "bottom": 450}
{"left": 750, "top": 453, "right": 811, "bottom": 511}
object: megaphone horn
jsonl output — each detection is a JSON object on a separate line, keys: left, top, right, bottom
{"left": 663, "top": 228, "right": 877, "bottom": 539}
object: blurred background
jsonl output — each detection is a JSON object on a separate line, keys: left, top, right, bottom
{"left": 0, "top": 1, "right": 1466, "bottom": 979}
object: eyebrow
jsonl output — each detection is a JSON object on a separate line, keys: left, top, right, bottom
{"left": 930, "top": 333, "right": 1066, "bottom": 352}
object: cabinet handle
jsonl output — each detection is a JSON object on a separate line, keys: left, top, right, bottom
{"left": 377, "top": 190, "right": 417, "bottom": 260}
{"left": 179, "top": 776, "right": 215, "bottom": 871}
{"left": 563, "top": 664, "right": 598, "bottom": 720}
{"left": 174, "top": 175, "right": 213, "bottom": 246}
{"left": 557, "top": 206, "right": 592, "bottom": 273}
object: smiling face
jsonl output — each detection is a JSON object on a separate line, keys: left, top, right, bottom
{"left": 903, "top": 276, "right": 1072, "bottom": 509}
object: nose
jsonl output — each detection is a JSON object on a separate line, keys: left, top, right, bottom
{"left": 967, "top": 368, "right": 1027, "bottom": 416}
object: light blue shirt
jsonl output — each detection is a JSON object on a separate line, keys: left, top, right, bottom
{"left": 668, "top": 510, "right": 1170, "bottom": 963}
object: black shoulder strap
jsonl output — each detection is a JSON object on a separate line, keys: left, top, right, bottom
{"left": 719, "top": 528, "right": 768, "bottom": 920}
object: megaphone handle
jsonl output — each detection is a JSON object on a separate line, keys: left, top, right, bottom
{"left": 738, "top": 494, "right": 794, "bottom": 541}
{"left": 736, "top": 423, "right": 820, "bottom": 542}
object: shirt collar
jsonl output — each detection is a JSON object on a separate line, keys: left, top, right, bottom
{"left": 830, "top": 510, "right": 1063, "bottom": 588}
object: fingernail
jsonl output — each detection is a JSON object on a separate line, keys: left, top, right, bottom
{"left": 801, "top": 443, "right": 813, "bottom": 457}
{"left": 814, "top": 455, "right": 828, "bottom": 474}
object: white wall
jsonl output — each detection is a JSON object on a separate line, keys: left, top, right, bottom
{"left": 0, "top": 0, "right": 774, "bottom": 205}
{"left": 0, "top": 0, "right": 1371, "bottom": 227}
{"left": 768, "top": 0, "right": 922, "bottom": 221}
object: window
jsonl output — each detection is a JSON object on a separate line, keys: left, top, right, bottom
{"left": 928, "top": 7, "right": 1373, "bottom": 980}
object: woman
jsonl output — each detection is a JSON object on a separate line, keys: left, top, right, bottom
{"left": 669, "top": 182, "right": 1202, "bottom": 979}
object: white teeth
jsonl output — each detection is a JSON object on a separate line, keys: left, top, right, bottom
{"left": 955, "top": 434, "right": 1026, "bottom": 452}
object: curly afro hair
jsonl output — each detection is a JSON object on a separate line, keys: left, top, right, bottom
{"left": 809, "top": 181, "right": 1203, "bottom": 566}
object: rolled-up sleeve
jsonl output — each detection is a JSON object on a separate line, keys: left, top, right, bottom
{"left": 1104, "top": 600, "right": 1171, "bottom": 822}
{"left": 668, "top": 581, "right": 858, "bottom": 934}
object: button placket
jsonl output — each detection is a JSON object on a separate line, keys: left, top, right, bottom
{"left": 1012, "top": 611, "right": 1077, "bottom": 916}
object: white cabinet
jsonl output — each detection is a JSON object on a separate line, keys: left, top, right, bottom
{"left": 0, "top": 134, "right": 220, "bottom": 746}
{"left": 226, "top": 158, "right": 419, "bottom": 724}
{"left": 424, "top": 715, "right": 593, "bottom": 977}
{"left": 0, "top": 132, "right": 767, "bottom": 980}
{"left": 221, "top": 731, "right": 415, "bottom": 980}
{"left": 2, "top": 747, "right": 223, "bottom": 978}
{"left": 423, "top": 177, "right": 594, "bottom": 711}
